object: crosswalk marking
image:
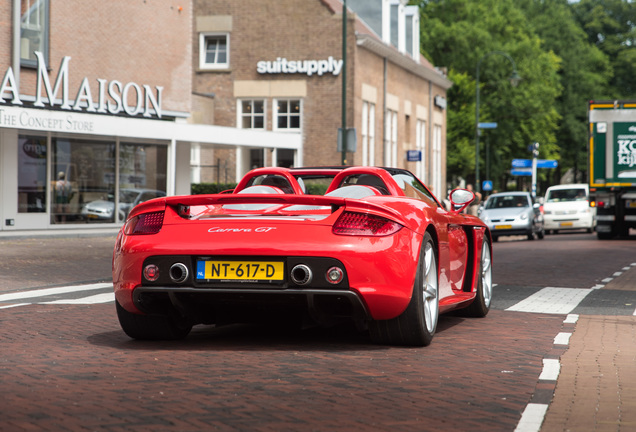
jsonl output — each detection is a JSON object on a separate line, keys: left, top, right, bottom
{"left": 505, "top": 287, "right": 593, "bottom": 314}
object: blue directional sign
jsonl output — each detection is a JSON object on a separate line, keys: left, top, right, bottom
{"left": 511, "top": 159, "right": 558, "bottom": 169}
{"left": 512, "top": 159, "right": 532, "bottom": 168}
{"left": 478, "top": 122, "right": 498, "bottom": 129}
{"left": 511, "top": 168, "right": 532, "bottom": 176}
{"left": 537, "top": 159, "right": 558, "bottom": 169}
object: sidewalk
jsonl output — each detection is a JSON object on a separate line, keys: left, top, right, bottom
{"left": 540, "top": 265, "right": 636, "bottom": 431}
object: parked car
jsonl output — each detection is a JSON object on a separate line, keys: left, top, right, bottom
{"left": 81, "top": 188, "right": 166, "bottom": 222}
{"left": 543, "top": 184, "right": 595, "bottom": 234}
{"left": 479, "top": 191, "right": 544, "bottom": 241}
{"left": 112, "top": 166, "right": 493, "bottom": 346}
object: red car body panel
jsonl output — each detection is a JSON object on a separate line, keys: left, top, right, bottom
{"left": 112, "top": 167, "right": 490, "bottom": 326}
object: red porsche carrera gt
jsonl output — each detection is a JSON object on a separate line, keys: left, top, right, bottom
{"left": 112, "top": 166, "right": 492, "bottom": 346}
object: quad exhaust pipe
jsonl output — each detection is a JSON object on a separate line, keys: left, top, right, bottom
{"left": 291, "top": 264, "right": 313, "bottom": 285}
{"left": 169, "top": 262, "right": 189, "bottom": 284}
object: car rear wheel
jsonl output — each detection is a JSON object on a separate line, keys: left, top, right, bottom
{"left": 369, "top": 232, "right": 438, "bottom": 346}
{"left": 116, "top": 300, "right": 192, "bottom": 340}
{"left": 460, "top": 238, "right": 492, "bottom": 317}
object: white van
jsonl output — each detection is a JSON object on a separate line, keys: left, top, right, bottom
{"left": 543, "top": 184, "right": 596, "bottom": 234}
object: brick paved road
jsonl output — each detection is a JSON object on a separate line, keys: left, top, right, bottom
{"left": 0, "top": 303, "right": 564, "bottom": 431}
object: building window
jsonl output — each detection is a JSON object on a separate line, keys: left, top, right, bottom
{"left": 385, "top": 109, "right": 398, "bottom": 166}
{"left": 51, "top": 138, "right": 116, "bottom": 224}
{"left": 18, "top": 135, "right": 47, "bottom": 213}
{"left": 362, "top": 101, "right": 376, "bottom": 166}
{"left": 432, "top": 124, "right": 442, "bottom": 198}
{"left": 275, "top": 99, "right": 301, "bottom": 131}
{"left": 416, "top": 119, "right": 426, "bottom": 182}
{"left": 240, "top": 100, "right": 265, "bottom": 129}
{"left": 199, "top": 32, "right": 229, "bottom": 70}
{"left": 276, "top": 149, "right": 295, "bottom": 168}
{"left": 250, "top": 149, "right": 264, "bottom": 169}
{"left": 20, "top": 0, "right": 49, "bottom": 67}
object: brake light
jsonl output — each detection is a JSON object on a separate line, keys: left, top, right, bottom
{"left": 333, "top": 211, "right": 403, "bottom": 236}
{"left": 124, "top": 211, "right": 164, "bottom": 235}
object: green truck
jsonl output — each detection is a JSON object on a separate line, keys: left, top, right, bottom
{"left": 588, "top": 100, "right": 636, "bottom": 239}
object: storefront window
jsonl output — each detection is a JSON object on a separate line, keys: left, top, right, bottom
{"left": 18, "top": 135, "right": 47, "bottom": 213}
{"left": 118, "top": 143, "right": 167, "bottom": 222}
{"left": 51, "top": 138, "right": 115, "bottom": 224}
{"left": 20, "top": 0, "right": 49, "bottom": 67}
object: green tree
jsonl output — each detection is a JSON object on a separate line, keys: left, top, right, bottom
{"left": 519, "top": 0, "right": 612, "bottom": 184}
{"left": 417, "top": 0, "right": 562, "bottom": 191}
{"left": 572, "top": 0, "right": 636, "bottom": 98}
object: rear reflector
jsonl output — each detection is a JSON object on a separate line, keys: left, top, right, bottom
{"left": 124, "top": 211, "right": 165, "bottom": 235}
{"left": 332, "top": 211, "right": 402, "bottom": 236}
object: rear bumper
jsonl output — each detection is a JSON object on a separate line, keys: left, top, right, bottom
{"left": 132, "top": 285, "right": 371, "bottom": 325}
{"left": 544, "top": 214, "right": 594, "bottom": 230}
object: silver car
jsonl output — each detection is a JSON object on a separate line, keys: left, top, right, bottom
{"left": 81, "top": 188, "right": 166, "bottom": 222}
{"left": 479, "top": 191, "right": 545, "bottom": 241}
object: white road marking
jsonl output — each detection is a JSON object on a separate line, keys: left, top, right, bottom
{"left": 41, "top": 292, "right": 114, "bottom": 305}
{"left": 506, "top": 287, "right": 592, "bottom": 314}
{"left": 554, "top": 332, "right": 572, "bottom": 345}
{"left": 515, "top": 403, "right": 549, "bottom": 432}
{"left": 0, "top": 282, "right": 112, "bottom": 302}
{"left": 564, "top": 314, "right": 579, "bottom": 324}
{"left": 0, "top": 302, "right": 31, "bottom": 309}
{"left": 539, "top": 359, "right": 560, "bottom": 381}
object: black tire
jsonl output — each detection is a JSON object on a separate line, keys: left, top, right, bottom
{"left": 537, "top": 229, "right": 545, "bottom": 239}
{"left": 492, "top": 235, "right": 498, "bottom": 242}
{"left": 460, "top": 238, "right": 492, "bottom": 317}
{"left": 116, "top": 300, "right": 192, "bottom": 340}
{"left": 369, "top": 232, "right": 438, "bottom": 347}
{"left": 527, "top": 232, "right": 534, "bottom": 240}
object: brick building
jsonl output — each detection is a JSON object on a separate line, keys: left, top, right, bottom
{"left": 0, "top": 0, "right": 450, "bottom": 235}
{"left": 0, "top": 0, "right": 294, "bottom": 234}
{"left": 191, "top": 0, "right": 451, "bottom": 197}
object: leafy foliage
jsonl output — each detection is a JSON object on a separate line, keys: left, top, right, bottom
{"left": 415, "top": 0, "right": 619, "bottom": 192}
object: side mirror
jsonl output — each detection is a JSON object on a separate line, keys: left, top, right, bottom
{"left": 449, "top": 189, "right": 475, "bottom": 213}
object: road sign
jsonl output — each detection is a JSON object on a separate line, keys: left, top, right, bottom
{"left": 511, "top": 168, "right": 532, "bottom": 176}
{"left": 511, "top": 159, "right": 558, "bottom": 169}
{"left": 512, "top": 159, "right": 532, "bottom": 168}
{"left": 478, "top": 122, "right": 498, "bottom": 129}
{"left": 406, "top": 150, "right": 421, "bottom": 162}
{"left": 482, "top": 180, "right": 493, "bottom": 191}
{"left": 537, "top": 159, "right": 558, "bottom": 168}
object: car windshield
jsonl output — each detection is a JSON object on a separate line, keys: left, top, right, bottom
{"left": 485, "top": 195, "right": 528, "bottom": 209}
{"left": 546, "top": 188, "right": 587, "bottom": 202}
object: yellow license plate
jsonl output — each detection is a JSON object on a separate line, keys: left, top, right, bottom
{"left": 196, "top": 260, "right": 284, "bottom": 281}
{"left": 628, "top": 201, "right": 636, "bottom": 208}
{"left": 494, "top": 224, "right": 512, "bottom": 229}
{"left": 560, "top": 222, "right": 573, "bottom": 227}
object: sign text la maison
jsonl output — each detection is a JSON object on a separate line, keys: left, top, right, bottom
{"left": 0, "top": 52, "right": 163, "bottom": 118}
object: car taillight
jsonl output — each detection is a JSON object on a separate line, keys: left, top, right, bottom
{"left": 333, "top": 211, "right": 403, "bottom": 236}
{"left": 124, "top": 211, "right": 164, "bottom": 235}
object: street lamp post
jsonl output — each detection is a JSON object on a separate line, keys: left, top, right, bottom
{"left": 475, "top": 51, "right": 521, "bottom": 193}
{"left": 341, "top": 0, "right": 347, "bottom": 165}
